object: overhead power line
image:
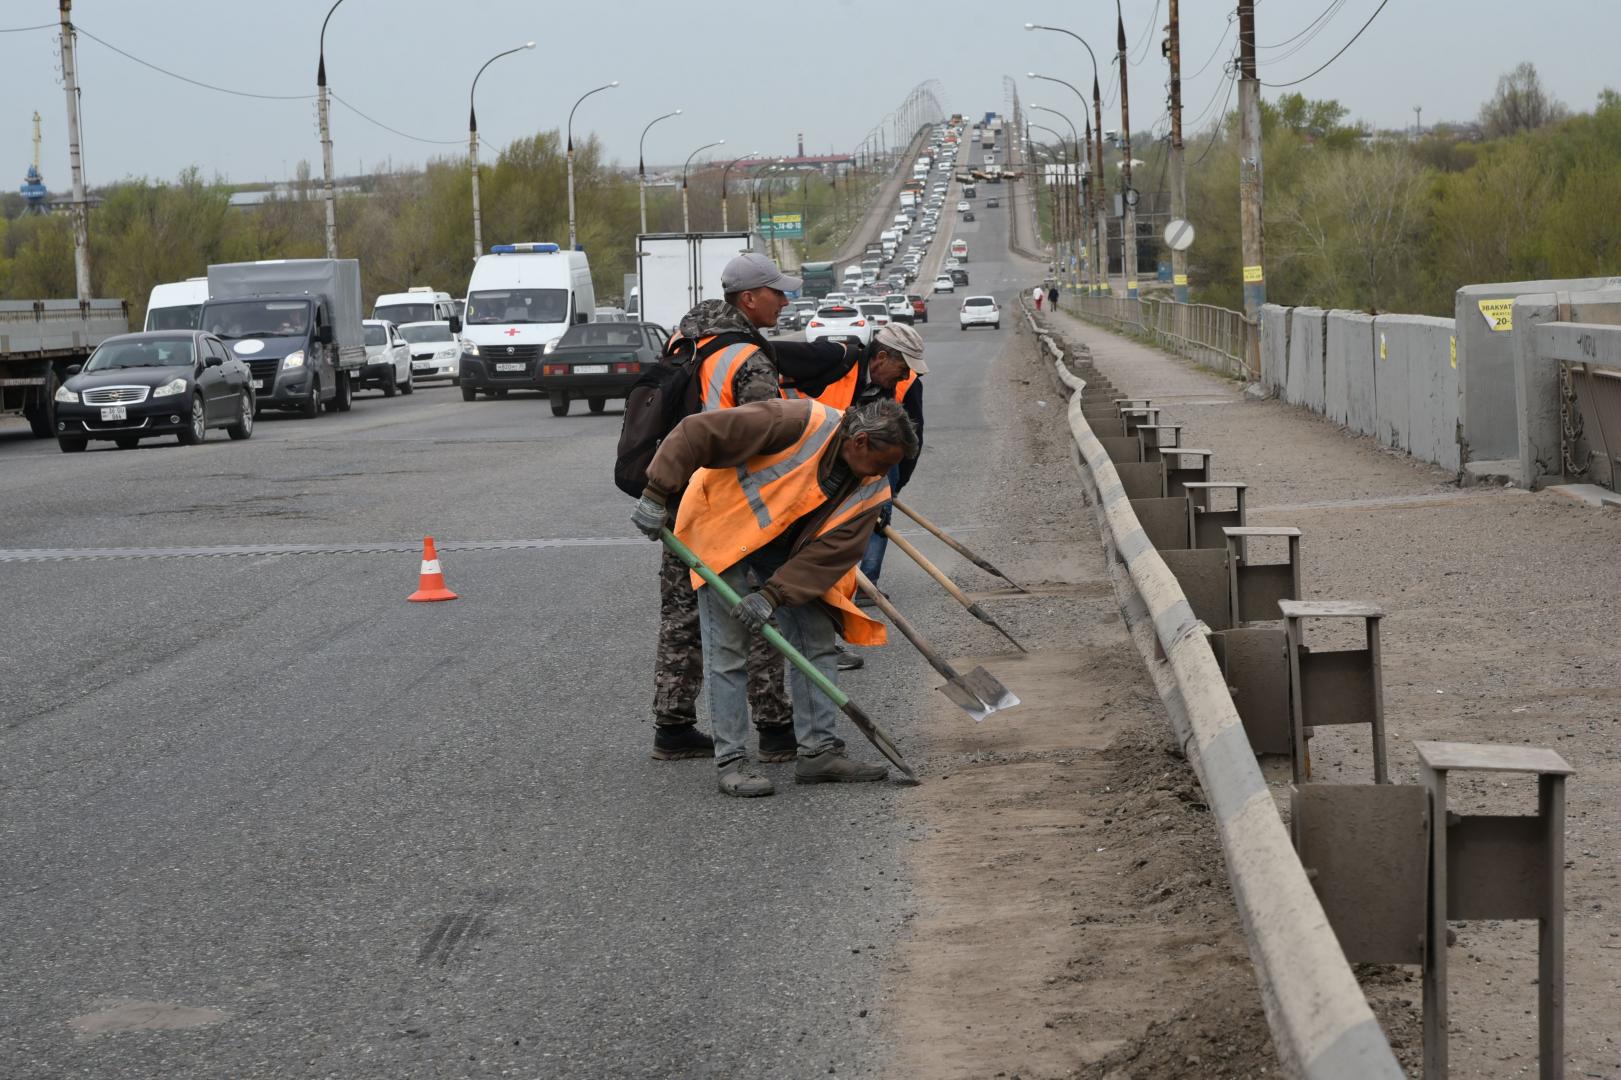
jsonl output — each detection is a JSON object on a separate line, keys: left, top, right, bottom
{"left": 1129, "top": 0, "right": 1161, "bottom": 66}
{"left": 1188, "top": 19, "right": 1235, "bottom": 79}
{"left": 1189, "top": 69, "right": 1239, "bottom": 169}
{"left": 1261, "top": 0, "right": 1393, "bottom": 88}
{"left": 1256, "top": 0, "right": 1348, "bottom": 50}
{"left": 76, "top": 25, "right": 312, "bottom": 99}
{"left": 0, "top": 22, "right": 56, "bottom": 33}
{"left": 330, "top": 93, "right": 463, "bottom": 146}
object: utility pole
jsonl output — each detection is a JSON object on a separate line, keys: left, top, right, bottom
{"left": 58, "top": 0, "right": 91, "bottom": 301}
{"left": 316, "top": 0, "right": 346, "bottom": 260}
{"left": 1167, "top": 0, "right": 1189, "bottom": 303}
{"left": 1237, "top": 0, "right": 1265, "bottom": 317}
{"left": 1092, "top": 75, "right": 1108, "bottom": 294}
{"left": 1115, "top": 3, "right": 1138, "bottom": 300}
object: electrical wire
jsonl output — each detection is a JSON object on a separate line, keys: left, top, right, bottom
{"left": 1188, "top": 19, "right": 1235, "bottom": 80}
{"left": 1256, "top": 0, "right": 1347, "bottom": 49}
{"left": 75, "top": 25, "right": 313, "bottom": 100}
{"left": 0, "top": 22, "right": 55, "bottom": 33}
{"left": 1188, "top": 69, "right": 1238, "bottom": 168}
{"left": 1185, "top": 52, "right": 1239, "bottom": 130}
{"left": 1260, "top": 0, "right": 1392, "bottom": 88}
{"left": 329, "top": 93, "right": 463, "bottom": 145}
{"left": 1129, "top": 0, "right": 1161, "bottom": 66}
{"left": 1257, "top": 0, "right": 1349, "bottom": 66}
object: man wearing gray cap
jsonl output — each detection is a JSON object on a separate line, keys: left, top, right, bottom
{"left": 649, "top": 251, "right": 861, "bottom": 764}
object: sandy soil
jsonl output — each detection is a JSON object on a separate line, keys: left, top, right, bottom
{"left": 882, "top": 318, "right": 1276, "bottom": 1079}
{"left": 1039, "top": 307, "right": 1621, "bottom": 1079}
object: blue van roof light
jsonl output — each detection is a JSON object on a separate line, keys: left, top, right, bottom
{"left": 490, "top": 242, "right": 561, "bottom": 254}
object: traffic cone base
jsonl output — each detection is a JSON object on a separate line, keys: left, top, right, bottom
{"left": 408, "top": 536, "right": 458, "bottom": 602}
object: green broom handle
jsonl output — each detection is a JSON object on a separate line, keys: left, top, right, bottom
{"left": 659, "top": 528, "right": 850, "bottom": 708}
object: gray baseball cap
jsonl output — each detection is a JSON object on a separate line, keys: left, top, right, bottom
{"left": 874, "top": 322, "right": 928, "bottom": 374}
{"left": 721, "top": 252, "right": 803, "bottom": 294}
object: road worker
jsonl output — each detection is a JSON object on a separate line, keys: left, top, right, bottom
{"left": 632, "top": 396, "right": 920, "bottom": 797}
{"left": 649, "top": 253, "right": 860, "bottom": 765}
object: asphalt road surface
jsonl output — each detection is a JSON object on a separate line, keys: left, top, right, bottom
{"left": 0, "top": 149, "right": 1032, "bottom": 1079}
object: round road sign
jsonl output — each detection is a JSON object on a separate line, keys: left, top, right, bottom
{"left": 1164, "top": 218, "right": 1195, "bottom": 251}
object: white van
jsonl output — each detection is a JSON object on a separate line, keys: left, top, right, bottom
{"left": 373, "top": 286, "right": 456, "bottom": 326}
{"left": 457, "top": 242, "right": 595, "bottom": 399}
{"left": 144, "top": 278, "right": 209, "bottom": 331}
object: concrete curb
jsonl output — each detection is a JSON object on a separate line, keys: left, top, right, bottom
{"left": 1022, "top": 303, "right": 1404, "bottom": 1080}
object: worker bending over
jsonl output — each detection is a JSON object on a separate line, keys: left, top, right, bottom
{"left": 632, "top": 397, "right": 919, "bottom": 797}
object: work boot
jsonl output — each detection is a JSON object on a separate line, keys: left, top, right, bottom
{"left": 757, "top": 724, "right": 798, "bottom": 763}
{"left": 835, "top": 645, "right": 864, "bottom": 671}
{"left": 795, "top": 748, "right": 888, "bottom": 785}
{"left": 652, "top": 723, "right": 714, "bottom": 761}
{"left": 717, "top": 757, "right": 775, "bottom": 798}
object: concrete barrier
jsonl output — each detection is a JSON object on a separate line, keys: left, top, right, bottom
{"left": 1285, "top": 307, "right": 1326, "bottom": 411}
{"left": 1373, "top": 315, "right": 1414, "bottom": 452}
{"left": 1260, "top": 304, "right": 1291, "bottom": 396}
{"left": 1326, "top": 312, "right": 1375, "bottom": 431}
{"left": 1023, "top": 302, "right": 1404, "bottom": 1080}
{"left": 1406, "top": 316, "right": 1460, "bottom": 471}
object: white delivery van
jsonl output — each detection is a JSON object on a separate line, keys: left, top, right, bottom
{"left": 144, "top": 278, "right": 209, "bottom": 331}
{"left": 457, "top": 242, "right": 595, "bottom": 399}
{"left": 841, "top": 265, "right": 865, "bottom": 290}
{"left": 373, "top": 286, "right": 456, "bottom": 326}
{"left": 879, "top": 229, "right": 900, "bottom": 249}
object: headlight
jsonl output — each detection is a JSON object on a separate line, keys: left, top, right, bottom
{"left": 460, "top": 339, "right": 480, "bottom": 357}
{"left": 54, "top": 384, "right": 79, "bottom": 404}
{"left": 283, "top": 350, "right": 306, "bottom": 369}
{"left": 437, "top": 348, "right": 458, "bottom": 360}
{"left": 368, "top": 352, "right": 389, "bottom": 364}
{"left": 152, "top": 377, "right": 189, "bottom": 398}
{"left": 543, "top": 339, "right": 558, "bottom": 355}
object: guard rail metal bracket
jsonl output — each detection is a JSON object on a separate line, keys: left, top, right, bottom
{"left": 1417, "top": 741, "right": 1573, "bottom": 1080}
{"left": 1100, "top": 435, "right": 1143, "bottom": 465}
{"left": 1162, "top": 448, "right": 1215, "bottom": 498}
{"left": 1184, "top": 480, "right": 1247, "bottom": 549}
{"left": 1120, "top": 406, "right": 1161, "bottom": 435}
{"left": 1224, "top": 526, "right": 1301, "bottom": 624}
{"left": 1114, "top": 459, "right": 1166, "bottom": 502}
{"left": 1279, "top": 600, "right": 1388, "bottom": 786}
{"left": 1130, "top": 496, "right": 1193, "bottom": 551}
{"left": 1137, "top": 422, "right": 1184, "bottom": 463}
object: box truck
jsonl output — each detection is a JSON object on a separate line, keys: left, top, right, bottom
{"left": 633, "top": 232, "right": 752, "bottom": 335}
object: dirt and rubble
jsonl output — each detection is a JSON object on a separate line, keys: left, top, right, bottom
{"left": 1035, "top": 306, "right": 1621, "bottom": 1078}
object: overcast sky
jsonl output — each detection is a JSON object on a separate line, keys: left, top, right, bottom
{"left": 4, "top": 0, "right": 1619, "bottom": 190}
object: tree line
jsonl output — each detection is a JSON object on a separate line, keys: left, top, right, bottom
{"left": 0, "top": 131, "right": 885, "bottom": 328}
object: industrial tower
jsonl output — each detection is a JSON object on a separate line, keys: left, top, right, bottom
{"left": 20, "top": 111, "right": 49, "bottom": 214}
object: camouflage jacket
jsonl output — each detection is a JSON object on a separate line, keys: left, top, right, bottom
{"left": 674, "top": 300, "right": 778, "bottom": 405}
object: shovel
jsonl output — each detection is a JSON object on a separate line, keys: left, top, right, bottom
{"left": 659, "top": 529, "right": 918, "bottom": 784}
{"left": 891, "top": 498, "right": 1027, "bottom": 592}
{"left": 856, "top": 570, "right": 1019, "bottom": 722}
{"left": 881, "top": 525, "right": 1029, "bottom": 654}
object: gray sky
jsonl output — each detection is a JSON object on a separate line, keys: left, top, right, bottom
{"left": 4, "top": 0, "right": 1619, "bottom": 190}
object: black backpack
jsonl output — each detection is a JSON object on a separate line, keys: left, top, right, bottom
{"left": 612, "top": 336, "right": 726, "bottom": 497}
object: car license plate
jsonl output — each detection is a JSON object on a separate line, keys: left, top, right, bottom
{"left": 496, "top": 362, "right": 525, "bottom": 372}
{"left": 573, "top": 364, "right": 609, "bottom": 375}
{"left": 253, "top": 380, "right": 266, "bottom": 390}
{"left": 100, "top": 405, "right": 127, "bottom": 421}
{"left": 413, "top": 361, "right": 435, "bottom": 370}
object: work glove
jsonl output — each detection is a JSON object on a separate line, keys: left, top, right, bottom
{"left": 631, "top": 490, "right": 668, "bottom": 540}
{"left": 732, "top": 591, "right": 777, "bottom": 633}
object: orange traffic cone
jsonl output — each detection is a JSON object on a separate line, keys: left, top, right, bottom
{"left": 408, "top": 536, "right": 458, "bottom": 602}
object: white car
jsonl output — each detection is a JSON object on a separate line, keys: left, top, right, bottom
{"left": 885, "top": 293, "right": 914, "bottom": 323}
{"left": 824, "top": 291, "right": 851, "bottom": 305}
{"left": 957, "top": 201, "right": 971, "bottom": 213}
{"left": 360, "top": 319, "right": 414, "bottom": 396}
{"left": 932, "top": 275, "right": 955, "bottom": 294}
{"left": 959, "top": 296, "right": 1000, "bottom": 330}
{"left": 400, "top": 320, "right": 462, "bottom": 383}
{"left": 805, "top": 302, "right": 874, "bottom": 346}
{"left": 857, "top": 301, "right": 892, "bottom": 331}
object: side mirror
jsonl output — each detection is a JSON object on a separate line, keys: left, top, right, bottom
{"left": 574, "top": 312, "right": 588, "bottom": 325}
{"left": 65, "top": 364, "right": 82, "bottom": 377}
{"left": 448, "top": 315, "right": 462, "bottom": 335}
{"left": 204, "top": 354, "right": 224, "bottom": 368}
{"left": 317, "top": 324, "right": 334, "bottom": 345}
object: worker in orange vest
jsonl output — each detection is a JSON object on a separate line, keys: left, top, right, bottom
{"left": 632, "top": 396, "right": 919, "bottom": 798}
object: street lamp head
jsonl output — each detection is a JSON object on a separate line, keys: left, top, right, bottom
{"left": 523, "top": 41, "right": 536, "bottom": 49}
{"left": 1024, "top": 22, "right": 1035, "bottom": 29}
{"left": 673, "top": 108, "right": 684, "bottom": 115}
{"left": 1026, "top": 72, "right": 1036, "bottom": 78}
{"left": 609, "top": 80, "right": 620, "bottom": 88}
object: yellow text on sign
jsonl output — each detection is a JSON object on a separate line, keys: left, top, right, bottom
{"left": 1478, "top": 298, "right": 1514, "bottom": 332}
{"left": 1243, "top": 265, "right": 1264, "bottom": 284}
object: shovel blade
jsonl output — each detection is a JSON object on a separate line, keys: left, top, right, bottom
{"left": 961, "top": 666, "right": 1021, "bottom": 714}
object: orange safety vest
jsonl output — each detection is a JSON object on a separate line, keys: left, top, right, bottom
{"left": 785, "top": 363, "right": 917, "bottom": 411}
{"left": 673, "top": 399, "right": 891, "bottom": 645}
{"left": 693, "top": 335, "right": 765, "bottom": 411}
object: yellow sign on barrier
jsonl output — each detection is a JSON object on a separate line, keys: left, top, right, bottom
{"left": 1380, "top": 333, "right": 1387, "bottom": 360}
{"left": 1243, "top": 264, "right": 1264, "bottom": 284}
{"left": 1450, "top": 335, "right": 1458, "bottom": 369}
{"left": 1173, "top": 273, "right": 1188, "bottom": 286}
{"left": 1478, "top": 298, "right": 1513, "bottom": 331}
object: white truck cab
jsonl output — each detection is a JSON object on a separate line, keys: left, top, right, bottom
{"left": 373, "top": 286, "right": 455, "bottom": 326}
{"left": 457, "top": 242, "right": 595, "bottom": 399}
{"left": 144, "top": 278, "right": 210, "bottom": 331}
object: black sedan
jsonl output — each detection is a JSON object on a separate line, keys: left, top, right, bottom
{"left": 53, "top": 331, "right": 255, "bottom": 452}
{"left": 534, "top": 322, "right": 668, "bottom": 417}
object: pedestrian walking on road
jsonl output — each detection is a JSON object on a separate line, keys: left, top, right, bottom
{"left": 1032, "top": 285, "right": 1043, "bottom": 311}
{"left": 1047, "top": 285, "right": 1059, "bottom": 312}
{"left": 631, "top": 396, "right": 919, "bottom": 797}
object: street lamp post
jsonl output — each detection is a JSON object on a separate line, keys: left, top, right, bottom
{"left": 316, "top": 0, "right": 348, "bottom": 259}
{"left": 681, "top": 140, "right": 725, "bottom": 233}
{"left": 1031, "top": 107, "right": 1079, "bottom": 290}
{"left": 1026, "top": 23, "right": 1110, "bottom": 293}
{"left": 566, "top": 80, "right": 619, "bottom": 250}
{"left": 469, "top": 41, "right": 535, "bottom": 263}
{"left": 720, "top": 152, "right": 759, "bottom": 233}
{"left": 638, "top": 108, "right": 682, "bottom": 234}
{"left": 1111, "top": 1, "right": 1138, "bottom": 298}
{"left": 1029, "top": 73, "right": 1095, "bottom": 292}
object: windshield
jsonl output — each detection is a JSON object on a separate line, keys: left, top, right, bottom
{"left": 374, "top": 303, "right": 435, "bottom": 325}
{"left": 559, "top": 324, "right": 647, "bottom": 348}
{"left": 85, "top": 337, "right": 196, "bottom": 371}
{"left": 858, "top": 304, "right": 886, "bottom": 316}
{"left": 466, "top": 289, "right": 568, "bottom": 326}
{"left": 146, "top": 304, "right": 201, "bottom": 331}
{"left": 364, "top": 324, "right": 388, "bottom": 346}
{"left": 965, "top": 298, "right": 994, "bottom": 307}
{"left": 399, "top": 322, "right": 452, "bottom": 345}
{"left": 201, "top": 299, "right": 311, "bottom": 339}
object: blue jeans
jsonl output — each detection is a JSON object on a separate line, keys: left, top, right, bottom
{"left": 858, "top": 473, "right": 900, "bottom": 583}
{"left": 697, "top": 560, "right": 841, "bottom": 764}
